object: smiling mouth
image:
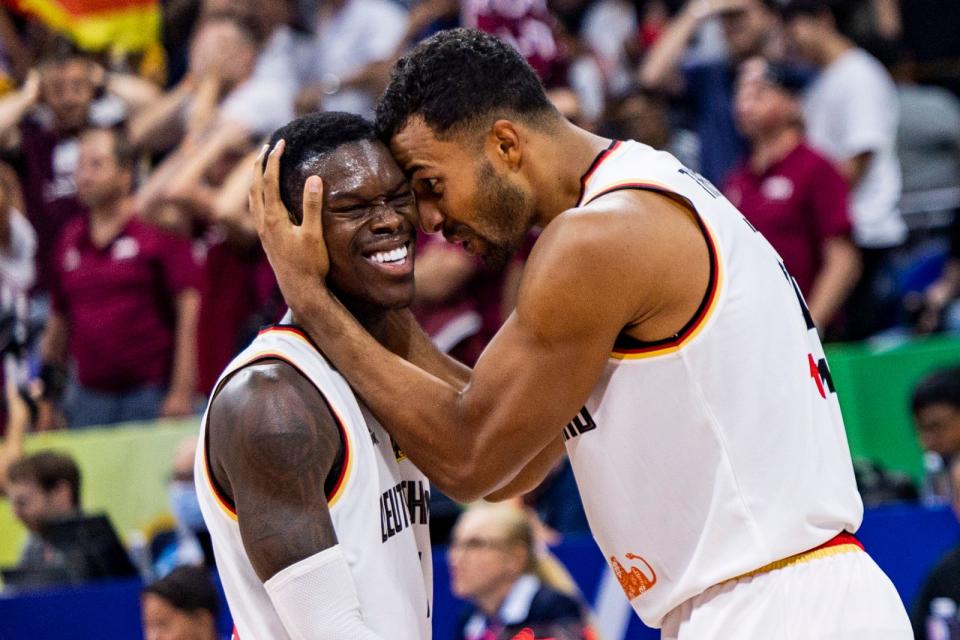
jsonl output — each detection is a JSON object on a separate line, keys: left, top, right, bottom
{"left": 363, "top": 241, "right": 413, "bottom": 272}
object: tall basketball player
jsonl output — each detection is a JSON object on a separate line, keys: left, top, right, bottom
{"left": 251, "top": 30, "right": 912, "bottom": 639}
{"left": 196, "top": 112, "right": 454, "bottom": 639}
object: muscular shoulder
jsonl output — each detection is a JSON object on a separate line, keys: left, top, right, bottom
{"left": 208, "top": 361, "right": 341, "bottom": 491}
{"left": 518, "top": 190, "right": 706, "bottom": 340}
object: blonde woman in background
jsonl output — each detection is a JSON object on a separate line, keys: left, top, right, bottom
{"left": 449, "top": 503, "right": 596, "bottom": 640}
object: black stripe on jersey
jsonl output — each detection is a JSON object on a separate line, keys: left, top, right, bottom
{"left": 204, "top": 354, "right": 347, "bottom": 512}
{"left": 581, "top": 184, "right": 718, "bottom": 352}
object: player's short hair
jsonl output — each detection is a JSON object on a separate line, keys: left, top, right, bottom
{"left": 8, "top": 451, "right": 81, "bottom": 507}
{"left": 911, "top": 367, "right": 960, "bottom": 414}
{"left": 143, "top": 566, "right": 219, "bottom": 617}
{"left": 375, "top": 28, "right": 558, "bottom": 143}
{"left": 265, "top": 111, "right": 378, "bottom": 225}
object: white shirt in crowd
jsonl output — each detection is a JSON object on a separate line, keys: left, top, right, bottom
{"left": 309, "top": 0, "right": 408, "bottom": 116}
{"left": 803, "top": 48, "right": 906, "bottom": 249}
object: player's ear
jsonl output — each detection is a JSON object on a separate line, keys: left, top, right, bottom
{"left": 488, "top": 120, "right": 522, "bottom": 172}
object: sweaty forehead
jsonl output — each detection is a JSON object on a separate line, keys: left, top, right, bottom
{"left": 313, "top": 139, "right": 405, "bottom": 198}
{"left": 390, "top": 117, "right": 471, "bottom": 175}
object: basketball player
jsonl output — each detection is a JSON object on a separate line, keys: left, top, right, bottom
{"left": 251, "top": 30, "right": 912, "bottom": 638}
{"left": 195, "top": 112, "right": 454, "bottom": 639}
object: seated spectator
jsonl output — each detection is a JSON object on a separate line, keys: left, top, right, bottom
{"left": 724, "top": 57, "right": 860, "bottom": 330}
{"left": 640, "top": 0, "right": 779, "bottom": 185}
{"left": 449, "top": 503, "right": 593, "bottom": 640}
{"left": 150, "top": 436, "right": 214, "bottom": 579}
{"left": 5, "top": 451, "right": 81, "bottom": 575}
{"left": 141, "top": 565, "right": 220, "bottom": 640}
{"left": 912, "top": 367, "right": 960, "bottom": 462}
{"left": 779, "top": 0, "right": 905, "bottom": 339}
{"left": 39, "top": 127, "right": 201, "bottom": 428}
{"left": 911, "top": 455, "right": 960, "bottom": 639}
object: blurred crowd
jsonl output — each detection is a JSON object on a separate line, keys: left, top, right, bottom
{"left": 0, "top": 0, "right": 955, "bottom": 431}
{"left": 0, "top": 0, "right": 959, "bottom": 636}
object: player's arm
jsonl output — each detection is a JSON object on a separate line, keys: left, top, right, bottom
{"left": 208, "top": 362, "right": 386, "bottom": 639}
{"left": 483, "top": 436, "right": 565, "bottom": 503}
{"left": 254, "top": 150, "right": 672, "bottom": 501}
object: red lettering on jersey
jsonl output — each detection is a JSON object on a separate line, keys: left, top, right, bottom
{"left": 808, "top": 353, "right": 826, "bottom": 399}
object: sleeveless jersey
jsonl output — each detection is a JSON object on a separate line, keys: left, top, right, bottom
{"left": 563, "top": 140, "right": 863, "bottom": 627}
{"left": 194, "top": 321, "right": 433, "bottom": 640}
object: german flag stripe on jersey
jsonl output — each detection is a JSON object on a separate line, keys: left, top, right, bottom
{"left": 580, "top": 181, "right": 723, "bottom": 361}
{"left": 202, "top": 334, "right": 356, "bottom": 521}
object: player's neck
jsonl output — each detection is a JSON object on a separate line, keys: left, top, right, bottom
{"left": 531, "top": 121, "right": 613, "bottom": 227}
{"left": 333, "top": 293, "right": 393, "bottom": 343}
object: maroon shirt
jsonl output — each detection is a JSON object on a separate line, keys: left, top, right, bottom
{"left": 723, "top": 142, "right": 852, "bottom": 295}
{"left": 196, "top": 228, "right": 277, "bottom": 395}
{"left": 13, "top": 118, "right": 84, "bottom": 294}
{"left": 50, "top": 216, "right": 201, "bottom": 392}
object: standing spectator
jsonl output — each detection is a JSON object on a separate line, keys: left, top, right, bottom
{"left": 449, "top": 503, "right": 593, "bottom": 640}
{"left": 0, "top": 42, "right": 110, "bottom": 299}
{"left": 141, "top": 565, "right": 220, "bottom": 640}
{"left": 724, "top": 58, "right": 860, "bottom": 329}
{"left": 911, "top": 455, "right": 960, "bottom": 640}
{"left": 295, "top": 0, "right": 409, "bottom": 116}
{"left": 39, "top": 128, "right": 201, "bottom": 429}
{"left": 5, "top": 451, "right": 81, "bottom": 578}
{"left": 780, "top": 0, "right": 906, "bottom": 339}
{"left": 640, "top": 0, "right": 778, "bottom": 185}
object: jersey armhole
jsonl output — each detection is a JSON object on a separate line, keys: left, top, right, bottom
{"left": 204, "top": 355, "right": 349, "bottom": 516}
{"left": 583, "top": 185, "right": 720, "bottom": 354}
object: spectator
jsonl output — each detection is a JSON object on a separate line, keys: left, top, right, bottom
{"left": 603, "top": 86, "right": 701, "bottom": 171}
{"left": 150, "top": 436, "right": 214, "bottom": 579}
{"left": 780, "top": 0, "right": 906, "bottom": 339}
{"left": 295, "top": 0, "right": 409, "bottom": 116}
{"left": 911, "top": 367, "right": 960, "bottom": 462}
{"left": 911, "top": 455, "right": 960, "bottom": 639}
{"left": 892, "top": 56, "right": 960, "bottom": 333}
{"left": 39, "top": 127, "right": 201, "bottom": 428}
{"left": 141, "top": 565, "right": 220, "bottom": 640}
{"left": 449, "top": 503, "right": 593, "bottom": 640}
{"left": 128, "top": 14, "right": 267, "bottom": 154}
{"left": 724, "top": 57, "right": 860, "bottom": 329}
{"left": 640, "top": 0, "right": 778, "bottom": 185}
{"left": 0, "top": 375, "right": 30, "bottom": 493}
{"left": 5, "top": 451, "right": 81, "bottom": 575}
{"left": 0, "top": 42, "right": 111, "bottom": 299}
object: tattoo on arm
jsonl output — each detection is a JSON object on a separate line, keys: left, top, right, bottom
{"left": 208, "top": 360, "right": 342, "bottom": 582}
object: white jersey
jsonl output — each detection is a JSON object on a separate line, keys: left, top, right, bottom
{"left": 564, "top": 140, "right": 863, "bottom": 627}
{"left": 195, "top": 321, "right": 432, "bottom": 640}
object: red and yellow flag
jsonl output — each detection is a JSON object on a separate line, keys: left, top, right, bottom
{"left": 3, "top": 0, "right": 159, "bottom": 53}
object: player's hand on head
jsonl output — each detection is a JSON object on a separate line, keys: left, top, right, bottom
{"left": 250, "top": 139, "right": 332, "bottom": 307}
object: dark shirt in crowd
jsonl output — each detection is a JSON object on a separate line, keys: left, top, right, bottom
{"left": 51, "top": 216, "right": 201, "bottom": 392}
{"left": 682, "top": 60, "right": 747, "bottom": 186}
{"left": 912, "top": 546, "right": 960, "bottom": 639}
{"left": 9, "top": 118, "right": 84, "bottom": 294}
{"left": 723, "top": 142, "right": 852, "bottom": 296}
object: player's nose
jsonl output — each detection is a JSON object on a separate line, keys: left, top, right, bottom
{"left": 417, "top": 202, "right": 445, "bottom": 234}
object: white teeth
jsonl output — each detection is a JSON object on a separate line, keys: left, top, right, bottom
{"left": 370, "top": 245, "right": 408, "bottom": 265}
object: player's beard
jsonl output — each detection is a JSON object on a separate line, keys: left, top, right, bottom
{"left": 473, "top": 160, "right": 529, "bottom": 271}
